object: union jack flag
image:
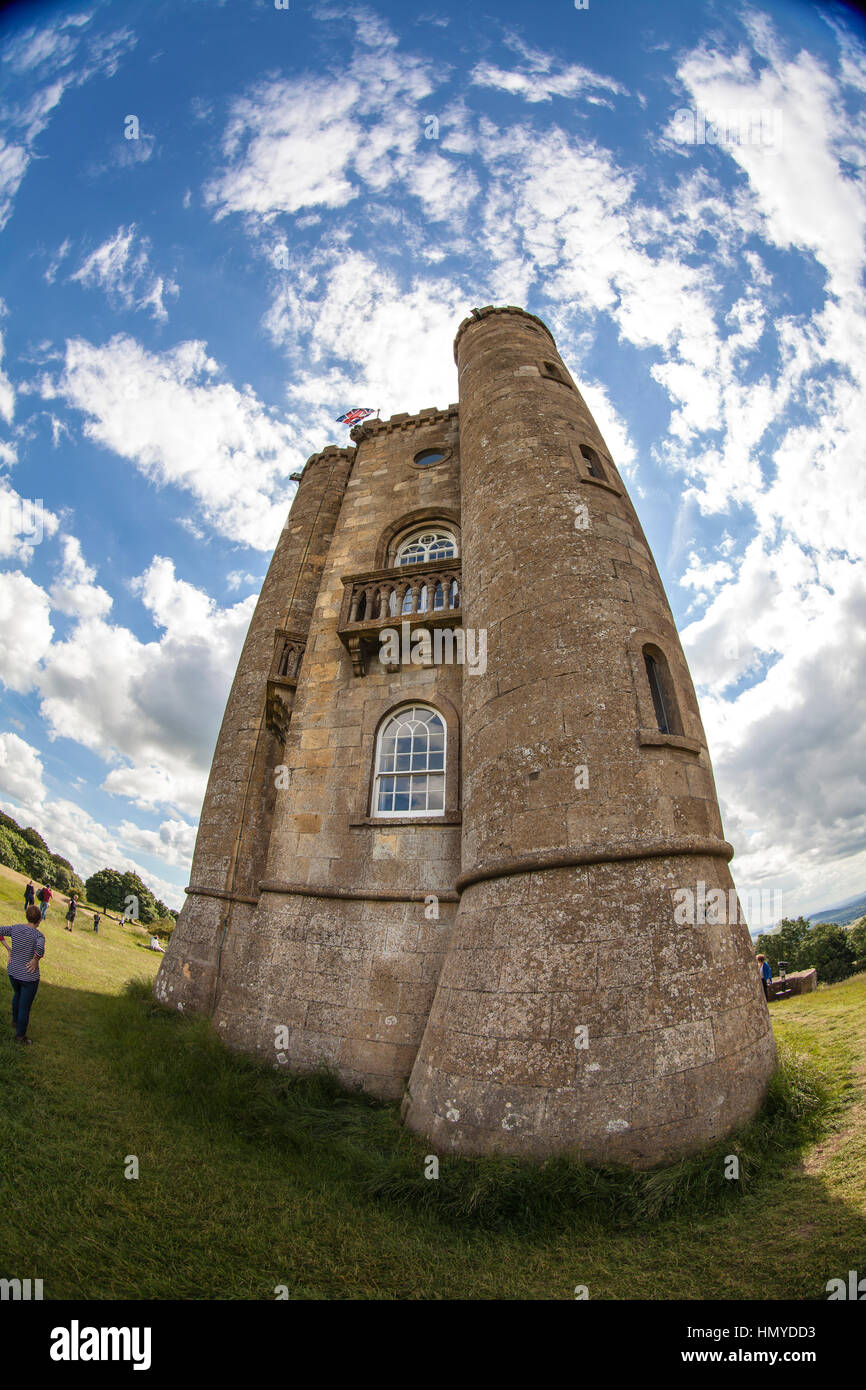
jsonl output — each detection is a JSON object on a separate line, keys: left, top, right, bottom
{"left": 335, "top": 407, "right": 375, "bottom": 426}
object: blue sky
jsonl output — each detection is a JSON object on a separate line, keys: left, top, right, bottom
{"left": 0, "top": 0, "right": 864, "bottom": 916}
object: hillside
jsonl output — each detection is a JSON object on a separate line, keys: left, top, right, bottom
{"left": 1, "top": 856, "right": 865, "bottom": 1299}
{"left": 807, "top": 891, "right": 866, "bottom": 928}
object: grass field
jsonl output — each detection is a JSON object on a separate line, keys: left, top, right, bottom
{"left": 1, "top": 860, "right": 865, "bottom": 1301}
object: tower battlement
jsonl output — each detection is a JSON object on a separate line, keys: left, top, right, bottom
{"left": 156, "top": 306, "right": 775, "bottom": 1166}
{"left": 350, "top": 404, "right": 459, "bottom": 442}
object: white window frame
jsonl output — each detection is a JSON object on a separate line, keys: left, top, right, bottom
{"left": 373, "top": 705, "right": 447, "bottom": 818}
{"left": 394, "top": 528, "right": 458, "bottom": 567}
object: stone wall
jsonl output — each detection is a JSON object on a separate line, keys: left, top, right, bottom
{"left": 209, "top": 407, "right": 466, "bottom": 1097}
{"left": 403, "top": 306, "right": 776, "bottom": 1164}
{"left": 157, "top": 303, "right": 778, "bottom": 1167}
{"left": 768, "top": 968, "right": 818, "bottom": 1000}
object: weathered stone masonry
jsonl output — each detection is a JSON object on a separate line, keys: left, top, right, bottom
{"left": 157, "top": 305, "right": 776, "bottom": 1166}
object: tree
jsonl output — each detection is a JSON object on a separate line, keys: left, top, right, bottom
{"left": 21, "top": 826, "right": 50, "bottom": 852}
{"left": 53, "top": 865, "right": 73, "bottom": 894}
{"left": 0, "top": 828, "right": 22, "bottom": 872}
{"left": 84, "top": 868, "right": 126, "bottom": 913}
{"left": 20, "top": 843, "right": 55, "bottom": 885}
{"left": 755, "top": 916, "right": 812, "bottom": 974}
{"left": 803, "top": 923, "right": 856, "bottom": 984}
{"left": 118, "top": 871, "right": 159, "bottom": 925}
{"left": 846, "top": 917, "right": 866, "bottom": 966}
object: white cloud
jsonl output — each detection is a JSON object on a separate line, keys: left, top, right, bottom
{"left": 43, "top": 334, "right": 304, "bottom": 550}
{"left": 265, "top": 249, "right": 464, "bottom": 416}
{"left": 1, "top": 535, "right": 254, "bottom": 829}
{"left": 117, "top": 816, "right": 197, "bottom": 869}
{"left": 0, "top": 775, "right": 188, "bottom": 912}
{"left": 0, "top": 569, "right": 54, "bottom": 689}
{"left": 204, "top": 36, "right": 477, "bottom": 228}
{"left": 226, "top": 570, "right": 261, "bottom": 591}
{"left": 674, "top": 28, "right": 866, "bottom": 299}
{"left": 679, "top": 550, "right": 734, "bottom": 594}
{"left": 49, "top": 536, "right": 112, "bottom": 619}
{"left": 0, "top": 478, "right": 60, "bottom": 565}
{"left": 70, "top": 225, "right": 179, "bottom": 322}
{"left": 0, "top": 731, "right": 45, "bottom": 807}
{"left": 34, "top": 553, "right": 256, "bottom": 819}
{"left": 684, "top": 547, "right": 866, "bottom": 912}
{"left": 471, "top": 37, "right": 626, "bottom": 105}
{"left": 0, "top": 302, "right": 16, "bottom": 425}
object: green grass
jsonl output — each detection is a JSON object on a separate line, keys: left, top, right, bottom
{"left": 1, "top": 860, "right": 865, "bottom": 1300}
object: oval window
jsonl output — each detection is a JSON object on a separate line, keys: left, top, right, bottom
{"left": 414, "top": 449, "right": 446, "bottom": 466}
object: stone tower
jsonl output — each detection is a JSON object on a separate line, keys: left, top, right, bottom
{"left": 156, "top": 305, "right": 776, "bottom": 1167}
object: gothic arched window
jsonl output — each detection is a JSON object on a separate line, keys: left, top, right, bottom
{"left": 643, "top": 645, "right": 681, "bottom": 736}
{"left": 373, "top": 705, "right": 446, "bottom": 817}
{"left": 394, "top": 528, "right": 458, "bottom": 566}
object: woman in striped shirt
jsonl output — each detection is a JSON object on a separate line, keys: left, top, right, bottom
{"left": 0, "top": 904, "right": 45, "bottom": 1045}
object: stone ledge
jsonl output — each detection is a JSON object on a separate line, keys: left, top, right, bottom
{"left": 349, "top": 815, "right": 462, "bottom": 828}
{"left": 258, "top": 879, "right": 459, "bottom": 904}
{"left": 580, "top": 474, "right": 622, "bottom": 498}
{"left": 455, "top": 838, "right": 735, "bottom": 894}
{"left": 638, "top": 730, "right": 703, "bottom": 755}
{"left": 185, "top": 884, "right": 259, "bottom": 906}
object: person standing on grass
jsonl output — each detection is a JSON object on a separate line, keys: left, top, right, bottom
{"left": 0, "top": 904, "right": 45, "bottom": 1045}
{"left": 24, "top": 881, "right": 35, "bottom": 910}
{"left": 65, "top": 893, "right": 77, "bottom": 931}
{"left": 36, "top": 884, "right": 51, "bottom": 921}
{"left": 92, "top": 912, "right": 100, "bottom": 934}
{"left": 757, "top": 953, "right": 773, "bottom": 1001}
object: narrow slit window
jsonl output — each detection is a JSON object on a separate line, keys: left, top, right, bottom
{"left": 543, "top": 360, "right": 568, "bottom": 384}
{"left": 644, "top": 650, "right": 671, "bottom": 734}
{"left": 580, "top": 445, "right": 605, "bottom": 481}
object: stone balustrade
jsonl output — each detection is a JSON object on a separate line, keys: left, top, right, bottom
{"left": 337, "top": 558, "right": 462, "bottom": 675}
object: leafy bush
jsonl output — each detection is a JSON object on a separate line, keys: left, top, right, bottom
{"left": 805, "top": 923, "right": 857, "bottom": 984}
{"left": 21, "top": 826, "right": 50, "bottom": 852}
{"left": 20, "top": 843, "right": 55, "bottom": 885}
{"left": 0, "top": 828, "right": 22, "bottom": 871}
{"left": 846, "top": 917, "right": 866, "bottom": 964}
{"left": 149, "top": 916, "right": 176, "bottom": 942}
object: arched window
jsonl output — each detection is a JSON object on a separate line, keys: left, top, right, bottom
{"left": 643, "top": 646, "right": 680, "bottom": 736}
{"left": 580, "top": 445, "right": 605, "bottom": 481}
{"left": 373, "top": 705, "right": 446, "bottom": 817}
{"left": 394, "top": 528, "right": 458, "bottom": 566}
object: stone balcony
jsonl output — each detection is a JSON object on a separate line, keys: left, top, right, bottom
{"left": 337, "top": 558, "right": 462, "bottom": 676}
